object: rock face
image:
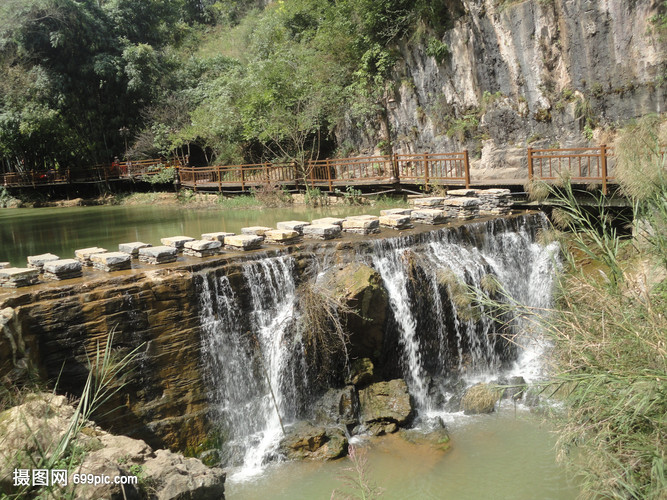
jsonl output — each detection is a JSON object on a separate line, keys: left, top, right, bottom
{"left": 335, "top": 0, "right": 664, "bottom": 178}
{"left": 313, "top": 386, "right": 359, "bottom": 426}
{"left": 0, "top": 393, "right": 226, "bottom": 499}
{"left": 279, "top": 422, "right": 347, "bottom": 461}
{"left": 358, "top": 379, "right": 413, "bottom": 435}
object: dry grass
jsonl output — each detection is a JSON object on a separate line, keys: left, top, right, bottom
{"left": 524, "top": 179, "right": 550, "bottom": 202}
{"left": 461, "top": 383, "right": 500, "bottom": 414}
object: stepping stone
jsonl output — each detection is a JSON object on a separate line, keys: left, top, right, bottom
{"left": 75, "top": 247, "right": 108, "bottom": 266}
{"left": 27, "top": 253, "right": 60, "bottom": 272}
{"left": 442, "top": 197, "right": 481, "bottom": 220}
{"left": 138, "top": 246, "right": 178, "bottom": 265}
{"left": 342, "top": 216, "right": 380, "bottom": 234}
{"left": 0, "top": 267, "right": 40, "bottom": 288}
{"left": 90, "top": 252, "right": 132, "bottom": 272}
{"left": 160, "top": 236, "right": 195, "bottom": 251}
{"left": 477, "top": 189, "right": 513, "bottom": 216}
{"left": 302, "top": 223, "right": 342, "bottom": 240}
{"left": 43, "top": 259, "right": 83, "bottom": 281}
{"left": 311, "top": 217, "right": 345, "bottom": 227}
{"left": 380, "top": 208, "right": 412, "bottom": 216}
{"left": 118, "top": 242, "right": 152, "bottom": 257}
{"left": 447, "top": 189, "right": 477, "bottom": 197}
{"left": 411, "top": 209, "right": 448, "bottom": 225}
{"left": 241, "top": 226, "right": 273, "bottom": 237}
{"left": 411, "top": 197, "right": 446, "bottom": 208}
{"left": 184, "top": 239, "right": 223, "bottom": 257}
{"left": 379, "top": 214, "right": 413, "bottom": 230}
{"left": 201, "top": 232, "right": 235, "bottom": 243}
{"left": 264, "top": 229, "right": 301, "bottom": 245}
{"left": 0, "top": 262, "right": 9, "bottom": 269}
{"left": 224, "top": 234, "right": 263, "bottom": 251}
{"left": 276, "top": 221, "right": 311, "bottom": 234}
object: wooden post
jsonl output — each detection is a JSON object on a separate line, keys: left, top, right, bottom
{"left": 241, "top": 166, "right": 246, "bottom": 192}
{"left": 527, "top": 147, "right": 534, "bottom": 181}
{"left": 424, "top": 153, "right": 429, "bottom": 189}
{"left": 600, "top": 144, "right": 608, "bottom": 196}
{"left": 326, "top": 159, "right": 332, "bottom": 191}
{"left": 265, "top": 162, "right": 270, "bottom": 184}
{"left": 463, "top": 150, "right": 470, "bottom": 188}
{"left": 217, "top": 165, "right": 222, "bottom": 192}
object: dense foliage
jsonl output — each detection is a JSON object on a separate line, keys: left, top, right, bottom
{"left": 0, "top": 0, "right": 460, "bottom": 172}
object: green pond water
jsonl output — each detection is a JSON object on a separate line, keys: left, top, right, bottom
{"left": 229, "top": 410, "right": 579, "bottom": 500}
{"left": 0, "top": 204, "right": 381, "bottom": 266}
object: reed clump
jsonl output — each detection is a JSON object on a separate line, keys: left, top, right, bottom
{"left": 540, "top": 115, "right": 667, "bottom": 499}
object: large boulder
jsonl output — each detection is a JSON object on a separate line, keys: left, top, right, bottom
{"left": 345, "top": 358, "right": 375, "bottom": 387}
{"left": 323, "top": 263, "right": 388, "bottom": 359}
{"left": 279, "top": 422, "right": 348, "bottom": 461}
{"left": 461, "top": 383, "right": 499, "bottom": 415}
{"left": 358, "top": 379, "right": 413, "bottom": 435}
{"left": 313, "top": 386, "right": 359, "bottom": 426}
{"left": 0, "top": 393, "right": 226, "bottom": 499}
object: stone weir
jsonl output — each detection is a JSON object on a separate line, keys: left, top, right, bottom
{"left": 0, "top": 211, "right": 551, "bottom": 459}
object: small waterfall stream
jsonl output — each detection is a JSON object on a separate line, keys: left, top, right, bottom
{"left": 198, "top": 214, "right": 559, "bottom": 476}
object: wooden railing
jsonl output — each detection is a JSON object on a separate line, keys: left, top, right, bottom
{"left": 527, "top": 146, "right": 614, "bottom": 194}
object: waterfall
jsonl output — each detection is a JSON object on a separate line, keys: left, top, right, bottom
{"left": 371, "top": 214, "right": 559, "bottom": 412}
{"left": 198, "top": 213, "right": 559, "bottom": 475}
{"left": 199, "top": 255, "right": 306, "bottom": 478}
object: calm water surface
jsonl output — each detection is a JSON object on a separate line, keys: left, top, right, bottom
{"left": 229, "top": 411, "right": 579, "bottom": 500}
{"left": 0, "top": 204, "right": 381, "bottom": 265}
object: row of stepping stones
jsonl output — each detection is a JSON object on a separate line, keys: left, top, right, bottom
{"left": 0, "top": 204, "right": 492, "bottom": 288}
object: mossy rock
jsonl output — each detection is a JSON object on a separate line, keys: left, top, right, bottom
{"left": 461, "top": 383, "right": 499, "bottom": 414}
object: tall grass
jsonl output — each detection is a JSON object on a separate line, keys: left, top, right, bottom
{"left": 536, "top": 115, "right": 667, "bottom": 499}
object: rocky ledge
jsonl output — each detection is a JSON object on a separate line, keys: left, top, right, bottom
{"left": 0, "top": 393, "right": 226, "bottom": 499}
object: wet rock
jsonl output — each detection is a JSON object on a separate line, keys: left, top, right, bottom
{"left": 201, "top": 232, "right": 235, "bottom": 243}
{"left": 410, "top": 209, "right": 447, "bottom": 225}
{"left": 240, "top": 226, "right": 272, "bottom": 237}
{"left": 43, "top": 259, "right": 83, "bottom": 280}
{"left": 276, "top": 220, "right": 311, "bottom": 234}
{"left": 264, "top": 229, "right": 301, "bottom": 245}
{"left": 138, "top": 245, "right": 178, "bottom": 264}
{"left": 345, "top": 358, "right": 374, "bottom": 387}
{"left": 279, "top": 422, "right": 348, "bottom": 460}
{"left": 399, "top": 427, "right": 451, "bottom": 452}
{"left": 160, "top": 236, "right": 195, "bottom": 252}
{"left": 379, "top": 214, "right": 413, "bottom": 230}
{"left": 75, "top": 247, "right": 108, "bottom": 266}
{"left": 441, "top": 197, "right": 481, "bottom": 220}
{"left": 313, "top": 386, "right": 358, "bottom": 426}
{"left": 27, "top": 253, "right": 60, "bottom": 271}
{"left": 461, "top": 383, "right": 499, "bottom": 414}
{"left": 379, "top": 208, "right": 412, "bottom": 216}
{"left": 0, "top": 262, "right": 9, "bottom": 269}
{"left": 184, "top": 240, "right": 223, "bottom": 258}
{"left": 411, "top": 197, "right": 446, "bottom": 208}
{"left": 310, "top": 217, "right": 344, "bottom": 227}
{"left": 91, "top": 252, "right": 132, "bottom": 272}
{"left": 358, "top": 379, "right": 413, "bottom": 434}
{"left": 0, "top": 267, "right": 40, "bottom": 288}
{"left": 342, "top": 216, "right": 380, "bottom": 235}
{"left": 224, "top": 234, "right": 263, "bottom": 251}
{"left": 118, "top": 242, "right": 152, "bottom": 257}
{"left": 302, "top": 223, "right": 341, "bottom": 240}
{"left": 497, "top": 375, "right": 527, "bottom": 401}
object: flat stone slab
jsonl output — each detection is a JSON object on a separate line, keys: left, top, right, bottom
{"left": 90, "top": 252, "right": 132, "bottom": 272}
{"left": 478, "top": 188, "right": 511, "bottom": 196}
{"left": 138, "top": 246, "right": 178, "bottom": 264}
{"left": 379, "top": 215, "right": 413, "bottom": 230}
{"left": 225, "top": 234, "right": 263, "bottom": 251}
{"left": 241, "top": 226, "right": 273, "bottom": 237}
{"left": 185, "top": 240, "right": 222, "bottom": 251}
{"left": 411, "top": 197, "right": 446, "bottom": 208}
{"left": 118, "top": 242, "right": 152, "bottom": 256}
{"left": 303, "top": 223, "right": 342, "bottom": 240}
{"left": 443, "top": 197, "right": 481, "bottom": 207}
{"left": 311, "top": 217, "right": 345, "bottom": 227}
{"left": 380, "top": 208, "right": 412, "bottom": 216}
{"left": 411, "top": 209, "right": 448, "bottom": 224}
{"left": 27, "top": 253, "right": 60, "bottom": 270}
{"left": 447, "top": 189, "right": 477, "bottom": 197}
{"left": 201, "top": 232, "right": 235, "bottom": 242}
{"left": 0, "top": 267, "right": 40, "bottom": 287}
{"left": 0, "top": 262, "right": 9, "bottom": 269}
{"left": 264, "top": 229, "right": 301, "bottom": 245}
{"left": 276, "top": 221, "right": 311, "bottom": 234}
{"left": 160, "top": 236, "right": 195, "bottom": 250}
{"left": 75, "top": 247, "right": 108, "bottom": 265}
{"left": 342, "top": 217, "right": 380, "bottom": 234}
{"left": 43, "top": 259, "right": 83, "bottom": 280}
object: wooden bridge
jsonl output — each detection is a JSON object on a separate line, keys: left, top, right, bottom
{"left": 2, "top": 146, "right": 621, "bottom": 194}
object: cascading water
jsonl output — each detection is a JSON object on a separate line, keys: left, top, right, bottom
{"left": 199, "top": 213, "right": 559, "bottom": 477}
{"left": 199, "top": 255, "right": 306, "bottom": 479}
{"left": 371, "top": 214, "right": 559, "bottom": 413}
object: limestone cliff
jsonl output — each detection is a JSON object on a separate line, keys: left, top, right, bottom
{"left": 336, "top": 0, "right": 665, "bottom": 178}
